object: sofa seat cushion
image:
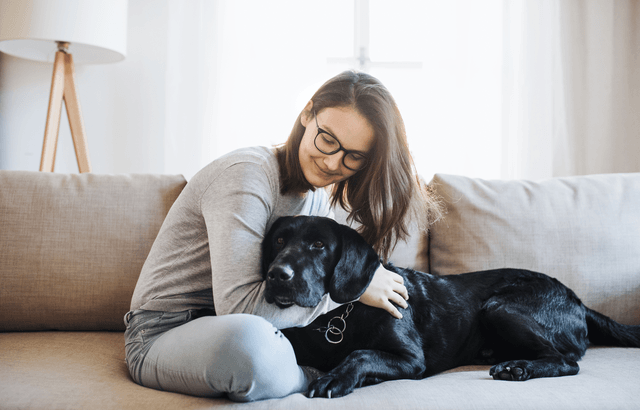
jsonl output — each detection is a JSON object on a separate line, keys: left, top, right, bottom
{"left": 0, "top": 332, "right": 220, "bottom": 410}
{"left": 1, "top": 331, "right": 638, "bottom": 410}
{"left": 427, "top": 173, "right": 640, "bottom": 325}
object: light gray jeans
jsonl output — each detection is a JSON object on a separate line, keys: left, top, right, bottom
{"left": 123, "top": 309, "right": 311, "bottom": 402}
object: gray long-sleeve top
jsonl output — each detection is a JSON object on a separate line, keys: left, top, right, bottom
{"left": 130, "top": 146, "right": 340, "bottom": 329}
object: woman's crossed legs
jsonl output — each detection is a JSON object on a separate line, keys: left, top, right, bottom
{"left": 125, "top": 310, "right": 310, "bottom": 402}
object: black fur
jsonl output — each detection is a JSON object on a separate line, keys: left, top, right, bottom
{"left": 262, "top": 216, "right": 640, "bottom": 398}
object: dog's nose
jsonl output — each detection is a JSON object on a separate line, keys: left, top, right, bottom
{"left": 268, "top": 265, "right": 294, "bottom": 282}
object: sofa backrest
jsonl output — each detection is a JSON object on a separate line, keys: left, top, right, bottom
{"left": 426, "top": 173, "right": 640, "bottom": 325}
{"left": 0, "top": 171, "right": 186, "bottom": 332}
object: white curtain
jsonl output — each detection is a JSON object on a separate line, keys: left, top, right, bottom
{"left": 162, "top": 0, "right": 219, "bottom": 178}
{"left": 161, "top": 0, "right": 505, "bottom": 180}
{"left": 3, "top": 0, "right": 636, "bottom": 179}
{"left": 161, "top": 0, "right": 640, "bottom": 181}
{"left": 503, "top": 0, "right": 640, "bottom": 180}
{"left": 161, "top": 0, "right": 356, "bottom": 179}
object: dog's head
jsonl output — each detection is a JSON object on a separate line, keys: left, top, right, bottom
{"left": 262, "top": 216, "right": 380, "bottom": 308}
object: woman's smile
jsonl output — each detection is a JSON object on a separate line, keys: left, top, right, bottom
{"left": 315, "top": 159, "right": 341, "bottom": 178}
{"left": 298, "top": 105, "right": 374, "bottom": 188}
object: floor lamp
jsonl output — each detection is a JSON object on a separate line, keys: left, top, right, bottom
{"left": 0, "top": 0, "right": 128, "bottom": 173}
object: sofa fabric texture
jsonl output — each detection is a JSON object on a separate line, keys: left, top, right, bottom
{"left": 1, "top": 170, "right": 638, "bottom": 410}
{"left": 2, "top": 331, "right": 639, "bottom": 410}
{"left": 0, "top": 171, "right": 186, "bottom": 332}
{"left": 428, "top": 173, "right": 640, "bottom": 325}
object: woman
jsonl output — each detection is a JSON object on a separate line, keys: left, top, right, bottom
{"left": 125, "top": 70, "right": 441, "bottom": 401}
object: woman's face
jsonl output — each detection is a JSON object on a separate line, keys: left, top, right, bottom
{"left": 299, "top": 105, "right": 375, "bottom": 188}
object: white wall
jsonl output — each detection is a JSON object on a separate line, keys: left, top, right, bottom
{"left": 0, "top": 0, "right": 172, "bottom": 175}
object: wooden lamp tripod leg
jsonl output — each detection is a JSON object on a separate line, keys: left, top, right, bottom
{"left": 62, "top": 52, "right": 92, "bottom": 173}
{"left": 40, "top": 43, "right": 92, "bottom": 173}
{"left": 40, "top": 50, "right": 65, "bottom": 172}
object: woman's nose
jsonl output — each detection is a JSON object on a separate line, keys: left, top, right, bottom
{"left": 324, "top": 151, "right": 344, "bottom": 171}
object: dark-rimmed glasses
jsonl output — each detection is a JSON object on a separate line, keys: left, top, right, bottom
{"left": 313, "top": 111, "right": 369, "bottom": 171}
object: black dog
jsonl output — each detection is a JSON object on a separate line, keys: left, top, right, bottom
{"left": 262, "top": 215, "right": 640, "bottom": 398}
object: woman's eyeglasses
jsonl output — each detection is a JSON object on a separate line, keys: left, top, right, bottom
{"left": 313, "top": 111, "right": 368, "bottom": 171}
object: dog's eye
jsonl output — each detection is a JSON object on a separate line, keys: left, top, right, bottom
{"left": 313, "top": 241, "right": 324, "bottom": 249}
{"left": 275, "top": 238, "right": 285, "bottom": 247}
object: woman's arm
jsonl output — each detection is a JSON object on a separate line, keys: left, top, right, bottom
{"left": 200, "top": 161, "right": 340, "bottom": 329}
{"left": 200, "top": 160, "right": 408, "bottom": 327}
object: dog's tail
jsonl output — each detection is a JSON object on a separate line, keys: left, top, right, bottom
{"left": 585, "top": 307, "right": 640, "bottom": 347}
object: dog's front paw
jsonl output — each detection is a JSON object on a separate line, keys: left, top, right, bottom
{"left": 490, "top": 361, "right": 531, "bottom": 381}
{"left": 307, "top": 373, "right": 358, "bottom": 399}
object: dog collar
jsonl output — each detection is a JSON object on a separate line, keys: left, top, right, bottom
{"left": 314, "top": 303, "right": 354, "bottom": 344}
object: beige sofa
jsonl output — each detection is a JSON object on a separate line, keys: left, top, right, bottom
{"left": 1, "top": 170, "right": 639, "bottom": 410}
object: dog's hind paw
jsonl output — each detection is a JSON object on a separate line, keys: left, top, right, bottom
{"left": 490, "top": 361, "right": 530, "bottom": 381}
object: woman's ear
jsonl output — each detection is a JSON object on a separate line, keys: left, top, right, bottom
{"left": 300, "top": 100, "right": 314, "bottom": 127}
{"left": 329, "top": 224, "right": 380, "bottom": 303}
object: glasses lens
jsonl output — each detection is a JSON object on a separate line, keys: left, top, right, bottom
{"left": 343, "top": 153, "right": 367, "bottom": 171}
{"left": 314, "top": 132, "right": 368, "bottom": 171}
{"left": 315, "top": 132, "right": 340, "bottom": 154}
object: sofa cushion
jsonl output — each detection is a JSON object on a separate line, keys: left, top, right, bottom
{"left": 427, "top": 173, "right": 640, "bottom": 325}
{"left": 0, "top": 332, "right": 219, "bottom": 409}
{"left": 1, "top": 332, "right": 638, "bottom": 409}
{"left": 0, "top": 171, "right": 186, "bottom": 331}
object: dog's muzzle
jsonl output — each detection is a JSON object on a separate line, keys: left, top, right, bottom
{"left": 267, "top": 265, "right": 294, "bottom": 283}
{"left": 265, "top": 263, "right": 298, "bottom": 308}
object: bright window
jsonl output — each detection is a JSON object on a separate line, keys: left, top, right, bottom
{"left": 209, "top": 0, "right": 503, "bottom": 180}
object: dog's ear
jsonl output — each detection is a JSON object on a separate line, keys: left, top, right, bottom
{"left": 329, "top": 223, "right": 381, "bottom": 303}
{"left": 262, "top": 216, "right": 293, "bottom": 279}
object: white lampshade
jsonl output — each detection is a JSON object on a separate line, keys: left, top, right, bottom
{"left": 0, "top": 0, "right": 127, "bottom": 64}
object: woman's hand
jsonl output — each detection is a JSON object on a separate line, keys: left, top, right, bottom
{"left": 359, "top": 265, "right": 409, "bottom": 319}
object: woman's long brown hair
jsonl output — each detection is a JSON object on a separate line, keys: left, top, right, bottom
{"left": 276, "top": 70, "right": 443, "bottom": 261}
